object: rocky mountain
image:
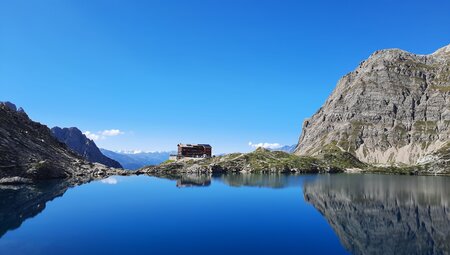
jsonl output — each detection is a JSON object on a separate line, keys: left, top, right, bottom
{"left": 295, "top": 44, "right": 450, "bottom": 166}
{"left": 51, "top": 127, "right": 122, "bottom": 168}
{"left": 100, "top": 149, "right": 174, "bottom": 170}
{"left": 0, "top": 102, "right": 127, "bottom": 182}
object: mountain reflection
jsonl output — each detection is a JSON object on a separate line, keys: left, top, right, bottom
{"left": 161, "top": 172, "right": 311, "bottom": 188}
{"left": 3, "top": 173, "right": 450, "bottom": 255}
{"left": 303, "top": 174, "right": 450, "bottom": 255}
{"left": 0, "top": 180, "right": 70, "bottom": 238}
{"left": 218, "top": 173, "right": 307, "bottom": 188}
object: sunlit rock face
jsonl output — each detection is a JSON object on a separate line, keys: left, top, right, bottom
{"left": 304, "top": 174, "right": 450, "bottom": 255}
{"left": 295, "top": 44, "right": 450, "bottom": 165}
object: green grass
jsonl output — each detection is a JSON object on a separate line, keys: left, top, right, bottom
{"left": 161, "top": 159, "right": 175, "bottom": 165}
{"left": 430, "top": 85, "right": 450, "bottom": 92}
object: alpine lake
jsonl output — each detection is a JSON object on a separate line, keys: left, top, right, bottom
{"left": 1, "top": 173, "right": 450, "bottom": 255}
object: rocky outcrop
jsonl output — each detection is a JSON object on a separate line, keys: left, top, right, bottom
{"left": 295, "top": 44, "right": 450, "bottom": 165}
{"left": 304, "top": 174, "right": 450, "bottom": 255}
{"left": 415, "top": 142, "right": 450, "bottom": 173}
{"left": 0, "top": 102, "right": 129, "bottom": 182}
{"left": 139, "top": 147, "right": 365, "bottom": 175}
{"left": 51, "top": 127, "right": 122, "bottom": 168}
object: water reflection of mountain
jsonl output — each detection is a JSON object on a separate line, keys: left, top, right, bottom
{"left": 303, "top": 174, "right": 450, "bottom": 255}
{"left": 0, "top": 180, "right": 70, "bottom": 238}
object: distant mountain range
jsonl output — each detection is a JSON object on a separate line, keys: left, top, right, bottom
{"left": 100, "top": 149, "right": 175, "bottom": 170}
{"left": 270, "top": 145, "right": 296, "bottom": 154}
{"left": 51, "top": 127, "right": 122, "bottom": 168}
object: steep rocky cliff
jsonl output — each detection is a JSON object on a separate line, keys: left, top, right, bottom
{"left": 51, "top": 127, "right": 122, "bottom": 168}
{"left": 0, "top": 102, "right": 127, "bottom": 182}
{"left": 295, "top": 44, "right": 450, "bottom": 165}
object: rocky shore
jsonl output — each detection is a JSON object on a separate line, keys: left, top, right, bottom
{"left": 137, "top": 146, "right": 366, "bottom": 176}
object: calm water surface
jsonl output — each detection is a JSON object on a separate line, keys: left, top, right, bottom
{"left": 1, "top": 173, "right": 449, "bottom": 255}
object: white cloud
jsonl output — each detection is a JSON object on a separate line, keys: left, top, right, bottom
{"left": 101, "top": 177, "right": 118, "bottom": 185}
{"left": 84, "top": 131, "right": 101, "bottom": 141}
{"left": 248, "top": 142, "right": 282, "bottom": 149}
{"left": 101, "top": 129, "right": 124, "bottom": 136}
{"left": 83, "top": 129, "right": 124, "bottom": 141}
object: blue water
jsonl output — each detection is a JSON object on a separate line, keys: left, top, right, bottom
{"left": 1, "top": 173, "right": 450, "bottom": 255}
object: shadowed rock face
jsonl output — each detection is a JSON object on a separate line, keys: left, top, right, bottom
{"left": 304, "top": 174, "right": 450, "bottom": 255}
{"left": 0, "top": 102, "right": 83, "bottom": 180}
{"left": 295, "top": 44, "right": 450, "bottom": 165}
{"left": 51, "top": 127, "right": 122, "bottom": 169}
{"left": 0, "top": 102, "right": 130, "bottom": 182}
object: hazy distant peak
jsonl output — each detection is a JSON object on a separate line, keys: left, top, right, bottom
{"left": 100, "top": 149, "right": 175, "bottom": 170}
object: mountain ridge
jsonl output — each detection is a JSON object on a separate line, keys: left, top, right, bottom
{"left": 0, "top": 101, "right": 128, "bottom": 183}
{"left": 51, "top": 127, "right": 122, "bottom": 169}
{"left": 295, "top": 44, "right": 450, "bottom": 166}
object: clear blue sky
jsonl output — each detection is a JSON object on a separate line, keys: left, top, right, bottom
{"left": 1, "top": 0, "right": 449, "bottom": 154}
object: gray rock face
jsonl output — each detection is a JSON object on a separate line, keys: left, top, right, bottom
{"left": 0, "top": 102, "right": 82, "bottom": 180}
{"left": 295, "top": 44, "right": 450, "bottom": 165}
{"left": 51, "top": 127, "right": 122, "bottom": 169}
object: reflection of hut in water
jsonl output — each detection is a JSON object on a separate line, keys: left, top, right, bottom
{"left": 176, "top": 173, "right": 211, "bottom": 188}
